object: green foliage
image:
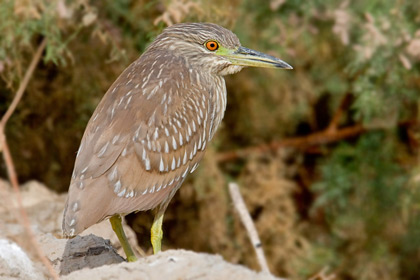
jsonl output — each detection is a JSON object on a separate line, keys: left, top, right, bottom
{"left": 0, "top": 0, "right": 79, "bottom": 82}
{"left": 314, "top": 132, "right": 406, "bottom": 211}
{"left": 311, "top": 132, "right": 420, "bottom": 278}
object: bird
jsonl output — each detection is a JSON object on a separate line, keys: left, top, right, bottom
{"left": 62, "top": 22, "right": 292, "bottom": 262}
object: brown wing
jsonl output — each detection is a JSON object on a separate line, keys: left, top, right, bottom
{"left": 63, "top": 53, "right": 214, "bottom": 236}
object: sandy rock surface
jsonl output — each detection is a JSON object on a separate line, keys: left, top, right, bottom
{"left": 63, "top": 249, "right": 279, "bottom": 280}
{"left": 0, "top": 180, "right": 284, "bottom": 280}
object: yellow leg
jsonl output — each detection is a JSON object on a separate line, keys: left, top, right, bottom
{"left": 151, "top": 209, "right": 165, "bottom": 254}
{"left": 110, "top": 215, "right": 137, "bottom": 262}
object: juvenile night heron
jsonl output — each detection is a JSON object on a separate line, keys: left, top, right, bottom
{"left": 62, "top": 22, "right": 292, "bottom": 261}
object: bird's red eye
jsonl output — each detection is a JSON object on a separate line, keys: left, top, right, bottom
{"left": 205, "top": 41, "right": 219, "bottom": 51}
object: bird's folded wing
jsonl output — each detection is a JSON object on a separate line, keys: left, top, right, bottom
{"left": 69, "top": 57, "right": 210, "bottom": 207}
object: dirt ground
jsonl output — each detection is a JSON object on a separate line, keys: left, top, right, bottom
{"left": 0, "top": 180, "right": 284, "bottom": 279}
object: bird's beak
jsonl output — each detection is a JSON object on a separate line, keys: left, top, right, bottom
{"left": 224, "top": 46, "right": 293, "bottom": 69}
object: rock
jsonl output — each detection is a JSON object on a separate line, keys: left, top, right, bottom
{"left": 62, "top": 249, "right": 282, "bottom": 280}
{"left": 59, "top": 234, "right": 125, "bottom": 275}
{"left": 0, "top": 179, "right": 139, "bottom": 255}
{"left": 39, "top": 233, "right": 284, "bottom": 280}
{"left": 37, "top": 233, "right": 67, "bottom": 272}
{"left": 0, "top": 180, "right": 140, "bottom": 278}
{"left": 0, "top": 180, "right": 66, "bottom": 238}
{"left": 0, "top": 239, "right": 43, "bottom": 280}
{"left": 81, "top": 218, "right": 140, "bottom": 258}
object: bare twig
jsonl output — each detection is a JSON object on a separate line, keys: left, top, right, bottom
{"left": 0, "top": 39, "right": 47, "bottom": 130}
{"left": 326, "top": 93, "right": 352, "bottom": 133}
{"left": 0, "top": 38, "right": 60, "bottom": 280}
{"left": 228, "top": 182, "right": 271, "bottom": 274}
{"left": 308, "top": 267, "right": 336, "bottom": 280}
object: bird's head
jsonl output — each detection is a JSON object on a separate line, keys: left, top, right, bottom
{"left": 148, "top": 22, "right": 292, "bottom": 76}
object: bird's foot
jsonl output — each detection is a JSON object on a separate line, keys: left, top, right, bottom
{"left": 127, "top": 255, "right": 138, "bottom": 262}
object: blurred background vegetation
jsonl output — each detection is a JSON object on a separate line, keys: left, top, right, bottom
{"left": 1, "top": 0, "right": 420, "bottom": 279}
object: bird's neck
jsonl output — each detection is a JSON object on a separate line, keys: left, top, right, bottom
{"left": 206, "top": 75, "right": 227, "bottom": 141}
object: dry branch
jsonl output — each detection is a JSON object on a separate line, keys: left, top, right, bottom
{"left": 217, "top": 124, "right": 366, "bottom": 162}
{"left": 0, "top": 40, "right": 46, "bottom": 129}
{"left": 228, "top": 182, "right": 271, "bottom": 275}
{"left": 326, "top": 93, "right": 352, "bottom": 133}
{"left": 0, "top": 38, "right": 59, "bottom": 280}
{"left": 308, "top": 267, "right": 336, "bottom": 280}
{"left": 217, "top": 118, "right": 419, "bottom": 162}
